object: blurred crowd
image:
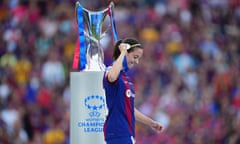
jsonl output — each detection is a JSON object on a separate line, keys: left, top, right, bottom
{"left": 0, "top": 0, "right": 240, "bottom": 143}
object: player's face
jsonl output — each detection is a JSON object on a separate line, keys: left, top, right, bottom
{"left": 126, "top": 48, "right": 143, "bottom": 69}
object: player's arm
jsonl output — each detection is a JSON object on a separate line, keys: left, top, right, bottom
{"left": 134, "top": 108, "right": 163, "bottom": 133}
{"left": 107, "top": 43, "right": 128, "bottom": 82}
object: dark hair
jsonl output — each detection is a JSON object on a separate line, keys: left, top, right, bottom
{"left": 112, "top": 38, "right": 142, "bottom": 60}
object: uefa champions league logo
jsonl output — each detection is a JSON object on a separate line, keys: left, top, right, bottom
{"left": 84, "top": 95, "right": 105, "bottom": 117}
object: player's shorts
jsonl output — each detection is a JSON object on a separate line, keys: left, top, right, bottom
{"left": 106, "top": 136, "right": 135, "bottom": 144}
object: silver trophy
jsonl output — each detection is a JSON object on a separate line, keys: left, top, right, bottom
{"left": 74, "top": 1, "right": 118, "bottom": 71}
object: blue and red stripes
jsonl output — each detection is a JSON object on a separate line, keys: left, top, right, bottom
{"left": 72, "top": 5, "right": 86, "bottom": 70}
{"left": 122, "top": 73, "right": 134, "bottom": 135}
{"left": 107, "top": 4, "right": 118, "bottom": 44}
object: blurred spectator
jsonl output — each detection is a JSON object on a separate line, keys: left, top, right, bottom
{"left": 41, "top": 50, "right": 65, "bottom": 87}
{"left": 13, "top": 53, "right": 32, "bottom": 86}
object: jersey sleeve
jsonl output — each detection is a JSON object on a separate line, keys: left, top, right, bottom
{"left": 104, "top": 66, "right": 118, "bottom": 84}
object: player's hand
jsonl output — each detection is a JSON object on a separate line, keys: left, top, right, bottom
{"left": 151, "top": 121, "right": 164, "bottom": 133}
{"left": 119, "top": 43, "right": 130, "bottom": 54}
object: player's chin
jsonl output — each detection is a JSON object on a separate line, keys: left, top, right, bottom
{"left": 128, "top": 64, "right": 135, "bottom": 69}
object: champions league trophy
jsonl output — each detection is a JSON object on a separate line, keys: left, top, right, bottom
{"left": 72, "top": 1, "right": 118, "bottom": 71}
{"left": 70, "top": 1, "right": 118, "bottom": 144}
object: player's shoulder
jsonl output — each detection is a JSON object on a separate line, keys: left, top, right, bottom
{"left": 103, "top": 66, "right": 111, "bottom": 78}
{"left": 105, "top": 66, "right": 112, "bottom": 71}
{"left": 105, "top": 66, "right": 112, "bottom": 74}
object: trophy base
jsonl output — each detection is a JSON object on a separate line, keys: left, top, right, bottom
{"left": 84, "top": 54, "right": 106, "bottom": 71}
{"left": 84, "top": 60, "right": 106, "bottom": 71}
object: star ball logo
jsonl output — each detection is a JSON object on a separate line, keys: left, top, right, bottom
{"left": 78, "top": 95, "right": 105, "bottom": 133}
{"left": 84, "top": 95, "right": 105, "bottom": 117}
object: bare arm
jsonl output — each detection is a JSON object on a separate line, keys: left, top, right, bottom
{"left": 134, "top": 108, "right": 163, "bottom": 133}
{"left": 107, "top": 43, "right": 128, "bottom": 82}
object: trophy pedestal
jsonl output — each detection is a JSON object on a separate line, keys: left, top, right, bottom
{"left": 70, "top": 72, "right": 106, "bottom": 144}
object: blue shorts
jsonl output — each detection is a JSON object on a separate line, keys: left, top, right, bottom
{"left": 106, "top": 136, "right": 135, "bottom": 144}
